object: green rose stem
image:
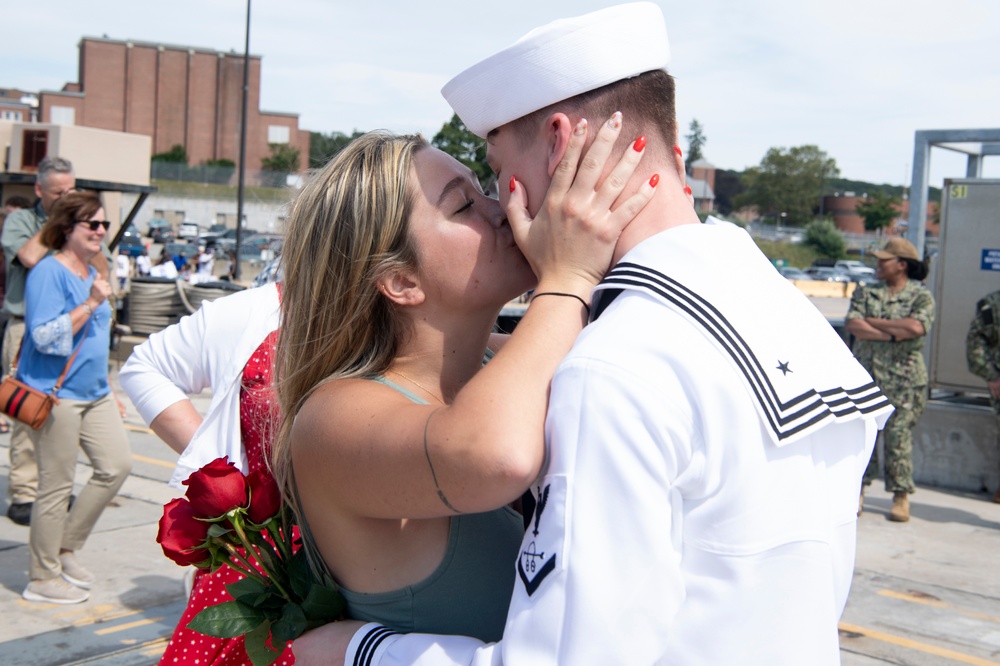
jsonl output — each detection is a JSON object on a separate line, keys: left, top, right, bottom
{"left": 266, "top": 519, "right": 292, "bottom": 562}
{"left": 246, "top": 531, "right": 285, "bottom": 586}
{"left": 279, "top": 506, "right": 296, "bottom": 558}
{"left": 228, "top": 513, "right": 293, "bottom": 601}
{"left": 215, "top": 540, "right": 270, "bottom": 587}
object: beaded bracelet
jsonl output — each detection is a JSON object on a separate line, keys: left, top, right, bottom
{"left": 530, "top": 291, "right": 591, "bottom": 316}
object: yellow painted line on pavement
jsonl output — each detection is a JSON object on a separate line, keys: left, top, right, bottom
{"left": 879, "top": 589, "right": 1000, "bottom": 625}
{"left": 72, "top": 607, "right": 142, "bottom": 626}
{"left": 131, "top": 452, "right": 175, "bottom": 469}
{"left": 94, "top": 616, "right": 163, "bottom": 635}
{"left": 51, "top": 605, "right": 105, "bottom": 621}
{"left": 839, "top": 622, "right": 1000, "bottom": 666}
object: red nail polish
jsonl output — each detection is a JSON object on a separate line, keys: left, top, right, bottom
{"left": 684, "top": 184, "right": 692, "bottom": 196}
{"left": 509, "top": 176, "right": 516, "bottom": 193}
{"left": 649, "top": 174, "right": 660, "bottom": 188}
{"left": 674, "top": 146, "right": 683, "bottom": 157}
{"left": 632, "top": 136, "right": 647, "bottom": 152}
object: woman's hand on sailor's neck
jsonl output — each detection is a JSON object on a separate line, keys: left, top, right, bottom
{"left": 506, "top": 112, "right": 657, "bottom": 295}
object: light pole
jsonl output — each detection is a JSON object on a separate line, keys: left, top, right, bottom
{"left": 234, "top": 0, "right": 251, "bottom": 281}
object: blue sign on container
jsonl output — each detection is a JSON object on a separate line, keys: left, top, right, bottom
{"left": 983, "top": 249, "right": 1000, "bottom": 271}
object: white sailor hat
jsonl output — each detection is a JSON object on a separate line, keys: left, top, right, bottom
{"left": 441, "top": 2, "right": 671, "bottom": 138}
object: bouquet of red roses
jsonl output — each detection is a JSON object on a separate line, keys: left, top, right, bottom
{"left": 157, "top": 456, "right": 344, "bottom": 666}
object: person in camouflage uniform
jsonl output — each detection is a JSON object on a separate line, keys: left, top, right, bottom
{"left": 847, "top": 237, "right": 934, "bottom": 522}
{"left": 966, "top": 289, "right": 1000, "bottom": 503}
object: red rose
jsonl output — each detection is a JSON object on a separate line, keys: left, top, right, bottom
{"left": 183, "top": 457, "right": 248, "bottom": 517}
{"left": 157, "top": 497, "right": 211, "bottom": 567}
{"left": 246, "top": 469, "right": 282, "bottom": 524}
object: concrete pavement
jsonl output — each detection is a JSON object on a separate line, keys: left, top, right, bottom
{"left": 0, "top": 354, "right": 998, "bottom": 665}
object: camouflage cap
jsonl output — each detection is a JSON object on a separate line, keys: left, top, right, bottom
{"left": 873, "top": 237, "right": 919, "bottom": 261}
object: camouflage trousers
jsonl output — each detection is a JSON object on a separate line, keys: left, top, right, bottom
{"left": 992, "top": 396, "right": 1000, "bottom": 465}
{"left": 864, "top": 385, "right": 928, "bottom": 494}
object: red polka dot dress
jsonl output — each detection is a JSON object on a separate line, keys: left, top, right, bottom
{"left": 159, "top": 329, "right": 296, "bottom": 665}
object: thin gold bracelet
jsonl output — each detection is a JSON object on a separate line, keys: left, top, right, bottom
{"left": 530, "top": 291, "right": 591, "bottom": 316}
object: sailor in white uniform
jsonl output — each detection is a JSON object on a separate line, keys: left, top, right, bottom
{"left": 320, "top": 4, "right": 893, "bottom": 664}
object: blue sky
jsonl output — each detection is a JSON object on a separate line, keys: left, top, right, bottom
{"left": 5, "top": 0, "right": 999, "bottom": 188}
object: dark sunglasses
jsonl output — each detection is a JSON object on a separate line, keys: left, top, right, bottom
{"left": 77, "top": 220, "right": 110, "bottom": 232}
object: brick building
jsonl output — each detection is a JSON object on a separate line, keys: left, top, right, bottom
{"left": 687, "top": 158, "right": 716, "bottom": 213}
{"left": 0, "top": 88, "right": 37, "bottom": 124}
{"left": 37, "top": 37, "right": 308, "bottom": 175}
{"left": 823, "top": 192, "right": 940, "bottom": 236}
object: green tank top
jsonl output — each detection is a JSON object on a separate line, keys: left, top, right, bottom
{"left": 296, "top": 375, "right": 523, "bottom": 643}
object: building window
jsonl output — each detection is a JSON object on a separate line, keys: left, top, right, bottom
{"left": 267, "top": 125, "right": 290, "bottom": 144}
{"left": 21, "top": 130, "right": 48, "bottom": 170}
{"left": 1, "top": 110, "right": 23, "bottom": 121}
{"left": 51, "top": 106, "right": 76, "bottom": 126}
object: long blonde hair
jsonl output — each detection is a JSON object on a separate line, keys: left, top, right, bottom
{"left": 271, "top": 131, "right": 428, "bottom": 510}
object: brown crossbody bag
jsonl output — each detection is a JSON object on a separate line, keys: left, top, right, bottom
{"left": 0, "top": 318, "right": 92, "bottom": 430}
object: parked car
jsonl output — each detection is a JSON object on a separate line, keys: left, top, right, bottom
{"left": 778, "top": 266, "right": 810, "bottom": 281}
{"left": 239, "top": 233, "right": 283, "bottom": 258}
{"left": 848, "top": 271, "right": 880, "bottom": 286}
{"left": 199, "top": 225, "right": 235, "bottom": 245}
{"left": 117, "top": 224, "right": 146, "bottom": 257}
{"left": 147, "top": 218, "right": 174, "bottom": 244}
{"left": 834, "top": 260, "right": 875, "bottom": 276}
{"left": 177, "top": 221, "right": 201, "bottom": 240}
{"left": 804, "top": 266, "right": 851, "bottom": 283}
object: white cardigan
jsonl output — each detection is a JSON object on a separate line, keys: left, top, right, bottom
{"left": 119, "top": 283, "right": 281, "bottom": 488}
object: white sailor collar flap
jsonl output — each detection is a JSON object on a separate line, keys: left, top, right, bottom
{"left": 591, "top": 222, "right": 893, "bottom": 446}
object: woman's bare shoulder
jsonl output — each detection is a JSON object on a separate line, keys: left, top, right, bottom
{"left": 294, "top": 377, "right": 403, "bottom": 444}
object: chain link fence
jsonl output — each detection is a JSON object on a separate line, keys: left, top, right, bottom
{"left": 150, "top": 162, "right": 292, "bottom": 188}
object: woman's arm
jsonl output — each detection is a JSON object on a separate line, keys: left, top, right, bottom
{"left": 845, "top": 317, "right": 890, "bottom": 341}
{"left": 119, "top": 300, "right": 214, "bottom": 431}
{"left": 293, "top": 116, "right": 656, "bottom": 519}
{"left": 25, "top": 263, "right": 111, "bottom": 355}
{"left": 68, "top": 275, "right": 112, "bottom": 334}
{"left": 148, "top": 400, "right": 204, "bottom": 455}
{"left": 861, "top": 317, "right": 925, "bottom": 340}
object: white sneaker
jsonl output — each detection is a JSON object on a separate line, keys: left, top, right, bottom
{"left": 59, "top": 551, "right": 96, "bottom": 589}
{"left": 23, "top": 577, "right": 89, "bottom": 604}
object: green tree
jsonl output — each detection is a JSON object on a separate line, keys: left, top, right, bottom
{"left": 855, "top": 190, "right": 902, "bottom": 231}
{"left": 684, "top": 119, "right": 706, "bottom": 173}
{"left": 804, "top": 218, "right": 846, "bottom": 259}
{"left": 261, "top": 143, "right": 301, "bottom": 173}
{"left": 309, "top": 130, "right": 365, "bottom": 169}
{"left": 734, "top": 145, "right": 839, "bottom": 225}
{"left": 152, "top": 144, "right": 188, "bottom": 164}
{"left": 432, "top": 114, "right": 491, "bottom": 189}
{"left": 713, "top": 169, "right": 745, "bottom": 215}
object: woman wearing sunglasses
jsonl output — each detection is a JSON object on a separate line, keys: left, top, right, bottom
{"left": 19, "top": 190, "right": 132, "bottom": 604}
